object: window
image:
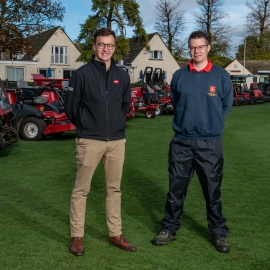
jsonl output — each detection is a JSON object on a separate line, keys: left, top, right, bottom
{"left": 6, "top": 66, "right": 24, "bottom": 81}
{"left": 38, "top": 69, "right": 56, "bottom": 78}
{"left": 63, "top": 69, "right": 76, "bottom": 79}
{"left": 51, "top": 46, "right": 69, "bottom": 64}
{"left": 259, "top": 75, "right": 268, "bottom": 84}
{"left": 149, "top": 50, "right": 163, "bottom": 60}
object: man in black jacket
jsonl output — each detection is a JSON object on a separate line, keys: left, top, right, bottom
{"left": 64, "top": 28, "right": 136, "bottom": 256}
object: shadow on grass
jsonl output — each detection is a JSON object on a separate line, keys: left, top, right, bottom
{"left": 0, "top": 147, "right": 13, "bottom": 157}
{"left": 122, "top": 168, "right": 211, "bottom": 243}
{"left": 0, "top": 143, "right": 18, "bottom": 156}
{"left": 44, "top": 131, "right": 76, "bottom": 141}
{"left": 5, "top": 171, "right": 74, "bottom": 249}
{"left": 6, "top": 180, "right": 72, "bottom": 250}
{"left": 181, "top": 214, "right": 211, "bottom": 243}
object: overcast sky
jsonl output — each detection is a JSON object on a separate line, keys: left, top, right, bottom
{"left": 61, "top": 0, "right": 250, "bottom": 56}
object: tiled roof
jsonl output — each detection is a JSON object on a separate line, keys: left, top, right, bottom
{"left": 22, "top": 26, "right": 59, "bottom": 60}
{"left": 122, "top": 33, "right": 156, "bottom": 64}
{"left": 238, "top": 60, "right": 270, "bottom": 74}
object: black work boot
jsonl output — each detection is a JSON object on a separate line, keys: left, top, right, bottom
{"left": 213, "top": 237, "right": 230, "bottom": 253}
{"left": 152, "top": 232, "right": 176, "bottom": 246}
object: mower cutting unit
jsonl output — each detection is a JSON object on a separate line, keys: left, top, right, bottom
{"left": 150, "top": 68, "right": 173, "bottom": 115}
{"left": 231, "top": 75, "right": 265, "bottom": 105}
{"left": 6, "top": 80, "right": 76, "bottom": 141}
{"left": 0, "top": 81, "right": 19, "bottom": 149}
{"left": 131, "top": 67, "right": 159, "bottom": 118}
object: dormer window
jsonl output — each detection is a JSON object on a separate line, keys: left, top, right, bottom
{"left": 51, "top": 46, "right": 69, "bottom": 64}
{"left": 149, "top": 50, "right": 163, "bottom": 60}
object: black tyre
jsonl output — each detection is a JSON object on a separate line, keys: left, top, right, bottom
{"left": 145, "top": 110, "right": 156, "bottom": 118}
{"left": 19, "top": 117, "right": 46, "bottom": 141}
{"left": 155, "top": 105, "right": 163, "bottom": 116}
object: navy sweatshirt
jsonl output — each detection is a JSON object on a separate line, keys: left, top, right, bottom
{"left": 170, "top": 64, "right": 233, "bottom": 139}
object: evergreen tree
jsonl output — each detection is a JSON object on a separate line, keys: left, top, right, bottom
{"left": 76, "top": 0, "right": 148, "bottom": 63}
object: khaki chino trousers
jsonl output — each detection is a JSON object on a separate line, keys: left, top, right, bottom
{"left": 70, "top": 138, "right": 126, "bottom": 238}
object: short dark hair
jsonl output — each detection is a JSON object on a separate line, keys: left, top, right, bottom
{"left": 93, "top": 28, "right": 116, "bottom": 43}
{"left": 188, "top": 30, "right": 210, "bottom": 46}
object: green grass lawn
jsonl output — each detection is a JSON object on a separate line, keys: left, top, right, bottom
{"left": 1, "top": 103, "right": 270, "bottom": 270}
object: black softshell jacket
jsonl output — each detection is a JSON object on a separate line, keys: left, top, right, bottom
{"left": 64, "top": 56, "right": 131, "bottom": 141}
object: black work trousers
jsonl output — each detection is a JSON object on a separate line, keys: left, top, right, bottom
{"left": 161, "top": 136, "right": 228, "bottom": 238}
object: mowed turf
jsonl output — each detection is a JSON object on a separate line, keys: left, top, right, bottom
{"left": 0, "top": 103, "right": 270, "bottom": 270}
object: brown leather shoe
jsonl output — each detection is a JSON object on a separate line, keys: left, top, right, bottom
{"left": 109, "top": 234, "right": 137, "bottom": 252}
{"left": 70, "top": 237, "right": 84, "bottom": 256}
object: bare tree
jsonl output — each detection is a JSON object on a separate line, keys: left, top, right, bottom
{"left": 246, "top": 0, "right": 270, "bottom": 51}
{"left": 193, "top": 0, "right": 232, "bottom": 64}
{"left": 154, "top": 0, "right": 186, "bottom": 60}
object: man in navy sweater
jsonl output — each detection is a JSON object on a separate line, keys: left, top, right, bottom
{"left": 152, "top": 31, "right": 233, "bottom": 253}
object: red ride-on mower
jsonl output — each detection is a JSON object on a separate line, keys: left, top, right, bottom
{"left": 231, "top": 75, "right": 264, "bottom": 105}
{"left": 0, "top": 81, "right": 19, "bottom": 149}
{"left": 6, "top": 81, "right": 76, "bottom": 141}
{"left": 150, "top": 68, "right": 173, "bottom": 115}
{"left": 34, "top": 74, "right": 136, "bottom": 119}
{"left": 131, "top": 67, "right": 159, "bottom": 118}
{"left": 252, "top": 71, "right": 270, "bottom": 102}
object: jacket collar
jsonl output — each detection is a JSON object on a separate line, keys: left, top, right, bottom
{"left": 91, "top": 54, "right": 116, "bottom": 69}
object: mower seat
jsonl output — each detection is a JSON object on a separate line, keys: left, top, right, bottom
{"left": 155, "top": 85, "right": 162, "bottom": 91}
{"left": 146, "top": 86, "right": 155, "bottom": 93}
{"left": 23, "top": 96, "right": 47, "bottom": 105}
{"left": 17, "top": 79, "right": 34, "bottom": 89}
{"left": 143, "top": 92, "right": 158, "bottom": 105}
{"left": 19, "top": 87, "right": 43, "bottom": 98}
{"left": 157, "top": 90, "right": 167, "bottom": 98}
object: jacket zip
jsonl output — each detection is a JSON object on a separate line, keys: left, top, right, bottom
{"left": 99, "top": 75, "right": 104, "bottom": 97}
{"left": 106, "top": 74, "right": 109, "bottom": 140}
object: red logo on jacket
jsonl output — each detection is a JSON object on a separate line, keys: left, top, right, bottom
{"left": 114, "top": 80, "right": 119, "bottom": 84}
{"left": 210, "top": 86, "right": 216, "bottom": 93}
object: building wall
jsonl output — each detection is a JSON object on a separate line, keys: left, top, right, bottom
{"left": 0, "top": 60, "right": 37, "bottom": 82}
{"left": 33, "top": 27, "right": 84, "bottom": 80}
{"left": 0, "top": 27, "right": 84, "bottom": 82}
{"left": 225, "top": 59, "right": 251, "bottom": 75}
{"left": 130, "top": 34, "right": 180, "bottom": 84}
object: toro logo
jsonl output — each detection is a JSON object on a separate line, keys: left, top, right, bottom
{"left": 114, "top": 80, "right": 119, "bottom": 84}
{"left": 208, "top": 86, "right": 217, "bottom": 96}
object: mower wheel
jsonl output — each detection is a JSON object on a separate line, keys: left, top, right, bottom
{"left": 155, "top": 106, "right": 163, "bottom": 116}
{"left": 19, "top": 117, "right": 46, "bottom": 141}
{"left": 145, "top": 110, "right": 156, "bottom": 119}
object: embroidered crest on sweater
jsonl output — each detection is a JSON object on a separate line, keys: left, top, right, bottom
{"left": 208, "top": 86, "right": 217, "bottom": 96}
